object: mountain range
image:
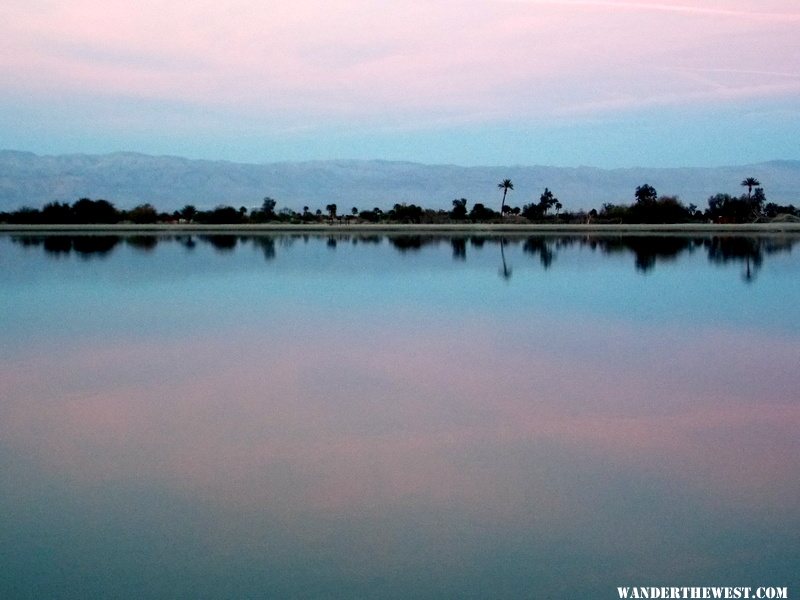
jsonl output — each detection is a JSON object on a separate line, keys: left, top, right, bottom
{"left": 1, "top": 150, "right": 798, "bottom": 213}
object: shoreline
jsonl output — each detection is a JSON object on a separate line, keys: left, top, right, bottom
{"left": 2, "top": 222, "right": 800, "bottom": 235}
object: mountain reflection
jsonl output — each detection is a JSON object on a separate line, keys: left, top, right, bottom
{"left": 9, "top": 233, "right": 797, "bottom": 282}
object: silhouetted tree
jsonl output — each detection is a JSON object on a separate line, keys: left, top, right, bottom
{"left": 326, "top": 203, "right": 337, "bottom": 221}
{"left": 180, "top": 205, "right": 197, "bottom": 222}
{"left": 41, "top": 202, "right": 72, "bottom": 223}
{"left": 763, "top": 202, "right": 798, "bottom": 219}
{"left": 741, "top": 177, "right": 760, "bottom": 199}
{"left": 127, "top": 203, "right": 158, "bottom": 224}
{"left": 262, "top": 197, "right": 277, "bottom": 220}
{"left": 751, "top": 187, "right": 766, "bottom": 218}
{"left": 539, "top": 188, "right": 557, "bottom": 216}
{"left": 390, "top": 203, "right": 424, "bottom": 223}
{"left": 635, "top": 184, "right": 658, "bottom": 204}
{"left": 498, "top": 179, "right": 514, "bottom": 215}
{"left": 451, "top": 198, "right": 468, "bottom": 220}
{"left": 197, "top": 205, "right": 243, "bottom": 224}
{"left": 706, "top": 191, "right": 764, "bottom": 223}
{"left": 72, "top": 198, "right": 119, "bottom": 223}
{"left": 469, "top": 203, "right": 497, "bottom": 222}
{"left": 521, "top": 202, "right": 543, "bottom": 221}
{"left": 358, "top": 209, "right": 380, "bottom": 222}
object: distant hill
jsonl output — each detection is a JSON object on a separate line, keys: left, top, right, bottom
{"left": 1, "top": 150, "right": 798, "bottom": 212}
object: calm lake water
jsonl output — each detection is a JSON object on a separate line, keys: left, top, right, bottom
{"left": 1, "top": 233, "right": 798, "bottom": 599}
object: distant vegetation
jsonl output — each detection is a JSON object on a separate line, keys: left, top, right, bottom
{"left": 1, "top": 178, "right": 797, "bottom": 225}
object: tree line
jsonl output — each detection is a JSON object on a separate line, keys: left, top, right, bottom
{"left": 1, "top": 178, "right": 797, "bottom": 225}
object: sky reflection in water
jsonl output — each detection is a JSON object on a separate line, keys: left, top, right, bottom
{"left": 1, "top": 234, "right": 798, "bottom": 598}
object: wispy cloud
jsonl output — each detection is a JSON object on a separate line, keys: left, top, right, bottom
{"left": 506, "top": 0, "right": 800, "bottom": 20}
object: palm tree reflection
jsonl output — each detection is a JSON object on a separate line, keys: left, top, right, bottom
{"left": 499, "top": 238, "right": 512, "bottom": 280}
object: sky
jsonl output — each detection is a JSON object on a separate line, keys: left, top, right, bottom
{"left": 1, "top": 0, "right": 799, "bottom": 168}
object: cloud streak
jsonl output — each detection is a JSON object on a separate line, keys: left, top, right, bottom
{"left": 511, "top": 0, "right": 800, "bottom": 20}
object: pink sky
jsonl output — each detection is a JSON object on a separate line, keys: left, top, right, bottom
{"left": 1, "top": 0, "right": 798, "bottom": 165}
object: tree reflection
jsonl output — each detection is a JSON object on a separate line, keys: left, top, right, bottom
{"left": 6, "top": 233, "right": 797, "bottom": 284}
{"left": 177, "top": 235, "right": 196, "bottom": 250}
{"left": 499, "top": 238, "right": 512, "bottom": 280}
{"left": 126, "top": 236, "right": 159, "bottom": 251}
{"left": 523, "top": 237, "right": 555, "bottom": 269}
{"left": 592, "top": 236, "right": 695, "bottom": 273}
{"left": 706, "top": 237, "right": 765, "bottom": 283}
{"left": 201, "top": 235, "right": 238, "bottom": 252}
{"left": 12, "top": 234, "right": 119, "bottom": 257}
{"left": 252, "top": 236, "right": 276, "bottom": 260}
{"left": 451, "top": 237, "right": 467, "bottom": 261}
{"left": 356, "top": 235, "right": 382, "bottom": 245}
{"left": 43, "top": 236, "right": 73, "bottom": 255}
{"left": 390, "top": 235, "right": 427, "bottom": 252}
{"left": 72, "top": 236, "right": 120, "bottom": 257}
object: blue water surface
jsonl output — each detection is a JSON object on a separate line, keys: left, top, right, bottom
{"left": 1, "top": 233, "right": 798, "bottom": 599}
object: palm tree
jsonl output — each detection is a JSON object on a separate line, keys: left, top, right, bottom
{"left": 498, "top": 179, "right": 514, "bottom": 215}
{"left": 741, "top": 177, "right": 760, "bottom": 198}
{"left": 325, "top": 203, "right": 337, "bottom": 222}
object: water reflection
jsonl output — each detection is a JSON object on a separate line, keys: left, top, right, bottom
{"left": 522, "top": 237, "right": 555, "bottom": 269}
{"left": 1, "top": 230, "right": 799, "bottom": 598}
{"left": 201, "top": 234, "right": 238, "bottom": 252}
{"left": 499, "top": 237, "right": 512, "bottom": 280}
{"left": 8, "top": 233, "right": 799, "bottom": 283}
{"left": 450, "top": 237, "right": 467, "bottom": 261}
{"left": 251, "top": 236, "right": 276, "bottom": 260}
{"left": 389, "top": 234, "right": 431, "bottom": 252}
{"left": 12, "top": 234, "right": 122, "bottom": 258}
{"left": 126, "top": 235, "right": 159, "bottom": 252}
{"left": 590, "top": 236, "right": 699, "bottom": 272}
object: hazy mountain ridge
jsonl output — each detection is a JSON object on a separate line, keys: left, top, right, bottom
{"left": 1, "top": 150, "right": 798, "bottom": 212}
